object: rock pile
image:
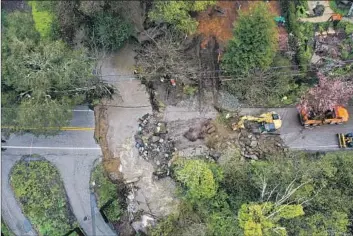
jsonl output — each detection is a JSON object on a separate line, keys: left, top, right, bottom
{"left": 238, "top": 129, "right": 286, "bottom": 160}
{"left": 134, "top": 113, "right": 176, "bottom": 179}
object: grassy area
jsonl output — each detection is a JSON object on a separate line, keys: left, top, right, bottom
{"left": 1, "top": 220, "right": 14, "bottom": 236}
{"left": 28, "top": 1, "right": 56, "bottom": 40}
{"left": 10, "top": 158, "right": 78, "bottom": 236}
{"left": 91, "top": 164, "right": 123, "bottom": 222}
{"left": 329, "top": 0, "right": 349, "bottom": 16}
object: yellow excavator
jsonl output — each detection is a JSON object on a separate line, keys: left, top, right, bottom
{"left": 232, "top": 112, "right": 282, "bottom": 133}
{"left": 338, "top": 133, "right": 353, "bottom": 148}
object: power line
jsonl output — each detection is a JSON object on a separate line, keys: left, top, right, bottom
{"left": 1, "top": 104, "right": 151, "bottom": 110}
{"left": 96, "top": 59, "right": 353, "bottom": 80}
{"left": 1, "top": 60, "right": 351, "bottom": 105}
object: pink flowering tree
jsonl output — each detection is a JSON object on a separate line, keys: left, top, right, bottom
{"left": 297, "top": 73, "right": 353, "bottom": 118}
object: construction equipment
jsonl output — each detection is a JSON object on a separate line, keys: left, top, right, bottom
{"left": 299, "top": 105, "right": 349, "bottom": 127}
{"left": 232, "top": 112, "right": 282, "bottom": 133}
{"left": 338, "top": 133, "right": 353, "bottom": 148}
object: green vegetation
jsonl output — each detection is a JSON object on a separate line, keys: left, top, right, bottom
{"left": 33, "top": 1, "right": 132, "bottom": 50}
{"left": 28, "top": 1, "right": 58, "bottom": 40}
{"left": 91, "top": 164, "right": 123, "bottom": 222}
{"left": 287, "top": 2, "right": 315, "bottom": 73}
{"left": 1, "top": 220, "right": 14, "bottom": 236}
{"left": 224, "top": 54, "right": 307, "bottom": 107}
{"left": 238, "top": 202, "right": 304, "bottom": 236}
{"left": 150, "top": 151, "right": 353, "bottom": 235}
{"left": 183, "top": 85, "right": 198, "bottom": 96}
{"left": 221, "top": 2, "right": 278, "bottom": 76}
{"left": 329, "top": 0, "right": 349, "bottom": 16}
{"left": 89, "top": 12, "right": 132, "bottom": 51}
{"left": 174, "top": 159, "right": 222, "bottom": 202}
{"left": 220, "top": 2, "right": 300, "bottom": 107}
{"left": 11, "top": 158, "right": 77, "bottom": 235}
{"left": 149, "top": 1, "right": 216, "bottom": 34}
{"left": 337, "top": 20, "right": 353, "bottom": 35}
{"left": 1, "top": 10, "right": 112, "bottom": 135}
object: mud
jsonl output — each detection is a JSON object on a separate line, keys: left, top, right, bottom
{"left": 94, "top": 105, "right": 122, "bottom": 181}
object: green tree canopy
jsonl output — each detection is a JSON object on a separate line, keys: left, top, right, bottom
{"left": 221, "top": 2, "right": 278, "bottom": 75}
{"left": 222, "top": 151, "right": 353, "bottom": 236}
{"left": 149, "top": 1, "right": 215, "bottom": 34}
{"left": 33, "top": 1, "right": 132, "bottom": 50}
{"left": 238, "top": 202, "right": 304, "bottom": 236}
{"left": 88, "top": 12, "right": 132, "bottom": 51}
{"left": 151, "top": 152, "right": 353, "bottom": 235}
{"left": 1, "top": 11, "right": 98, "bottom": 135}
{"left": 174, "top": 159, "right": 223, "bottom": 202}
{"left": 28, "top": 1, "right": 58, "bottom": 40}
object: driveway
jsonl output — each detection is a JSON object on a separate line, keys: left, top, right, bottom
{"left": 1, "top": 107, "right": 116, "bottom": 236}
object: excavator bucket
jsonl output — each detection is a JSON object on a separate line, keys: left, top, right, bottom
{"left": 338, "top": 133, "right": 346, "bottom": 148}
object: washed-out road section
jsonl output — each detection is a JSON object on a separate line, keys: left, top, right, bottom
{"left": 1, "top": 106, "right": 116, "bottom": 236}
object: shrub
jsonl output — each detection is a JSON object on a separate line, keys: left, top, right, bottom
{"left": 91, "top": 164, "right": 123, "bottom": 222}
{"left": 149, "top": 1, "right": 215, "bottom": 34}
{"left": 183, "top": 85, "right": 198, "bottom": 96}
{"left": 1, "top": 220, "right": 14, "bottom": 236}
{"left": 28, "top": 1, "right": 58, "bottom": 40}
{"left": 2, "top": 11, "right": 40, "bottom": 43}
{"left": 11, "top": 158, "right": 77, "bottom": 235}
{"left": 298, "top": 47, "right": 312, "bottom": 72}
{"left": 329, "top": 0, "right": 349, "bottom": 16}
{"left": 173, "top": 159, "right": 223, "bottom": 202}
{"left": 88, "top": 12, "right": 132, "bottom": 51}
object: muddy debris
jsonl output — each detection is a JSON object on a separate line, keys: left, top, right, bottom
{"left": 238, "top": 129, "right": 286, "bottom": 160}
{"left": 183, "top": 119, "right": 216, "bottom": 142}
{"left": 134, "top": 113, "right": 176, "bottom": 179}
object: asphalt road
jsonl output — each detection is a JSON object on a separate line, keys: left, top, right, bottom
{"left": 2, "top": 103, "right": 352, "bottom": 235}
{"left": 1, "top": 106, "right": 116, "bottom": 236}
{"left": 164, "top": 106, "right": 353, "bottom": 151}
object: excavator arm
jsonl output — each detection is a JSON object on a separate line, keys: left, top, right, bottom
{"left": 232, "top": 112, "right": 282, "bottom": 132}
{"left": 232, "top": 115, "right": 266, "bottom": 130}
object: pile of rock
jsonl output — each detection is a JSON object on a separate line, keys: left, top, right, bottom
{"left": 238, "top": 129, "right": 286, "bottom": 160}
{"left": 134, "top": 113, "right": 176, "bottom": 179}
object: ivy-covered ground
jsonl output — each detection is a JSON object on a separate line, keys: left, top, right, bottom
{"left": 91, "top": 163, "right": 124, "bottom": 224}
{"left": 10, "top": 157, "right": 78, "bottom": 236}
{"left": 1, "top": 220, "right": 14, "bottom": 236}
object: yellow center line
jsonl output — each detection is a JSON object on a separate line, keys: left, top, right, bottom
{"left": 1, "top": 126, "right": 94, "bottom": 131}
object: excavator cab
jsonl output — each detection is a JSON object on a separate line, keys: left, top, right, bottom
{"left": 259, "top": 123, "right": 276, "bottom": 133}
{"left": 338, "top": 133, "right": 353, "bottom": 148}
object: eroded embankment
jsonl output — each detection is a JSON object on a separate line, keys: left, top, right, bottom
{"left": 94, "top": 105, "right": 123, "bottom": 181}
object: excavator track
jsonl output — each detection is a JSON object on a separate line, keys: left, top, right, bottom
{"left": 338, "top": 133, "right": 346, "bottom": 148}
